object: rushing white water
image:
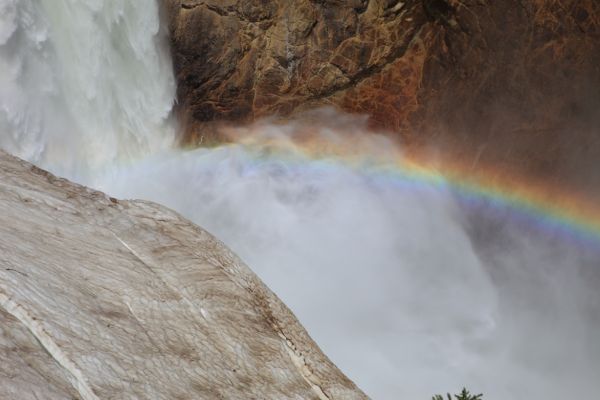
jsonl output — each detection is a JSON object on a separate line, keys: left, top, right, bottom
{"left": 0, "top": 0, "right": 175, "bottom": 182}
{"left": 1, "top": 1, "right": 600, "bottom": 400}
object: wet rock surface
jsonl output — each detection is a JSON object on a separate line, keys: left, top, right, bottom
{"left": 165, "top": 0, "right": 600, "bottom": 193}
{"left": 164, "top": 0, "right": 429, "bottom": 137}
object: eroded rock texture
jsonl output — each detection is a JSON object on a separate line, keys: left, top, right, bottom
{"left": 165, "top": 0, "right": 600, "bottom": 192}
{"left": 0, "top": 151, "right": 367, "bottom": 400}
{"left": 165, "top": 0, "right": 430, "bottom": 137}
{"left": 413, "top": 0, "right": 600, "bottom": 193}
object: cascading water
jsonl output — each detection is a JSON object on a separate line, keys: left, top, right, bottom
{"left": 0, "top": 0, "right": 175, "bottom": 182}
{"left": 1, "top": 1, "right": 599, "bottom": 400}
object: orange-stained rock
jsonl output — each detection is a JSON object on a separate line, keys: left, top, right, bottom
{"left": 163, "top": 0, "right": 429, "bottom": 136}
{"left": 164, "top": 0, "right": 600, "bottom": 194}
{"left": 412, "top": 0, "right": 600, "bottom": 194}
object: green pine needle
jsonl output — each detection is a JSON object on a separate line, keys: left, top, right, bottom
{"left": 431, "top": 388, "right": 483, "bottom": 400}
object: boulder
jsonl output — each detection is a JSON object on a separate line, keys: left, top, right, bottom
{"left": 0, "top": 150, "right": 367, "bottom": 400}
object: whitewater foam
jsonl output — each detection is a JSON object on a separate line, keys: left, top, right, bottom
{"left": 0, "top": 0, "right": 175, "bottom": 181}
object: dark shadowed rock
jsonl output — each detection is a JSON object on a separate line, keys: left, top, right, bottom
{"left": 163, "top": 0, "right": 429, "bottom": 139}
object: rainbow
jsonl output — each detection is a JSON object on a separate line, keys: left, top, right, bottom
{"left": 213, "top": 130, "right": 600, "bottom": 249}
{"left": 399, "top": 156, "right": 600, "bottom": 248}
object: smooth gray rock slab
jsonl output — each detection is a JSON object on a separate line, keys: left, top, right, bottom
{"left": 0, "top": 151, "right": 367, "bottom": 400}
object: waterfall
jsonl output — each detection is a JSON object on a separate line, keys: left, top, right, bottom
{"left": 1, "top": 1, "right": 599, "bottom": 399}
{"left": 0, "top": 0, "right": 175, "bottom": 182}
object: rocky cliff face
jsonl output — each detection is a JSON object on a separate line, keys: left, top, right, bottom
{"left": 0, "top": 150, "right": 367, "bottom": 400}
{"left": 165, "top": 0, "right": 600, "bottom": 193}
{"left": 412, "top": 0, "right": 600, "bottom": 193}
{"left": 164, "top": 0, "right": 430, "bottom": 136}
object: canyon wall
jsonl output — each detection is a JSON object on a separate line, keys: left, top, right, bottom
{"left": 0, "top": 150, "right": 367, "bottom": 400}
{"left": 165, "top": 0, "right": 600, "bottom": 193}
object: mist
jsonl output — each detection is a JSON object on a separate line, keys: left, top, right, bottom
{"left": 92, "top": 123, "right": 600, "bottom": 399}
{"left": 2, "top": 1, "right": 599, "bottom": 398}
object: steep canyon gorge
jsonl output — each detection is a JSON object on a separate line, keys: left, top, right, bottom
{"left": 1, "top": 1, "right": 600, "bottom": 399}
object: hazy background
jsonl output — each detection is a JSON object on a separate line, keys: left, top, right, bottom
{"left": 93, "top": 128, "right": 600, "bottom": 399}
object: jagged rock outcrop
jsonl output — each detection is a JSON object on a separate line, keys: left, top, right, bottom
{"left": 0, "top": 150, "right": 367, "bottom": 400}
{"left": 164, "top": 0, "right": 430, "bottom": 138}
{"left": 164, "top": 0, "right": 600, "bottom": 193}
